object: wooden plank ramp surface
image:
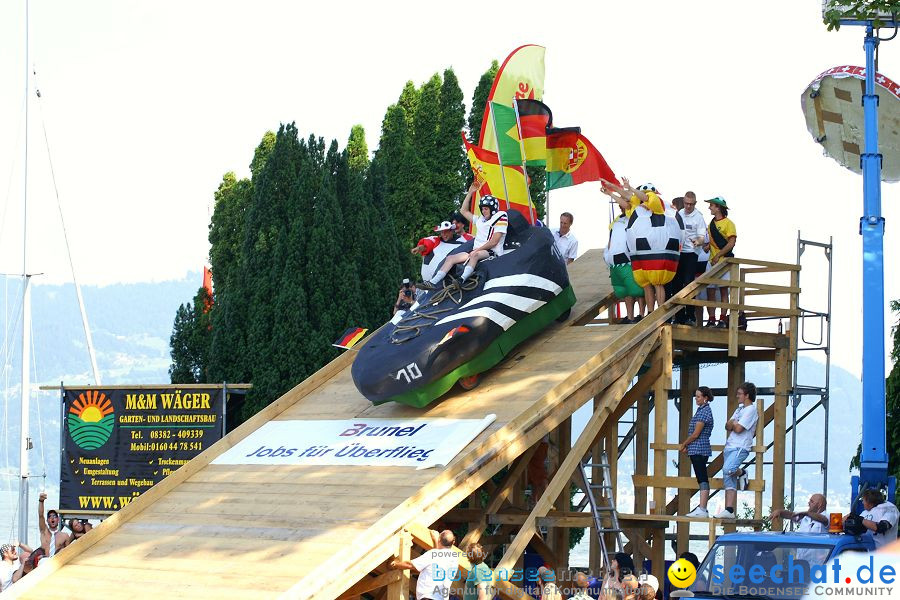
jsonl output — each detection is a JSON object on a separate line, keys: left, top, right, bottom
{"left": 16, "top": 250, "right": 656, "bottom": 600}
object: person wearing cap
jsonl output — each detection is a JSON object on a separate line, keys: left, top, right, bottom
{"left": 411, "top": 219, "right": 474, "bottom": 288}
{"left": 424, "top": 178, "right": 508, "bottom": 288}
{"left": 0, "top": 543, "right": 19, "bottom": 592}
{"left": 703, "top": 197, "right": 736, "bottom": 328}
{"left": 552, "top": 212, "right": 578, "bottom": 265}
{"left": 38, "top": 492, "right": 70, "bottom": 556}
{"left": 450, "top": 211, "right": 470, "bottom": 237}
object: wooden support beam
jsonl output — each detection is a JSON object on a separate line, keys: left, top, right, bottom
{"left": 772, "top": 348, "right": 790, "bottom": 531}
{"left": 700, "top": 279, "right": 801, "bottom": 294}
{"left": 675, "top": 349, "right": 777, "bottom": 365}
{"left": 495, "top": 332, "right": 661, "bottom": 574}
{"left": 635, "top": 376, "right": 650, "bottom": 515}
{"left": 673, "top": 298, "right": 800, "bottom": 318}
{"left": 726, "top": 258, "right": 800, "bottom": 270}
{"left": 671, "top": 326, "right": 789, "bottom": 349}
{"left": 652, "top": 327, "right": 673, "bottom": 514}
{"left": 386, "top": 530, "right": 411, "bottom": 600}
{"left": 339, "top": 570, "right": 402, "bottom": 600}
{"left": 458, "top": 445, "right": 539, "bottom": 549}
{"left": 677, "top": 363, "right": 699, "bottom": 554}
{"left": 553, "top": 417, "right": 572, "bottom": 569}
{"left": 728, "top": 262, "right": 740, "bottom": 357}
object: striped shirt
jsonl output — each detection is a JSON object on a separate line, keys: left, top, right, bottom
{"left": 475, "top": 211, "right": 509, "bottom": 256}
{"left": 687, "top": 403, "right": 714, "bottom": 456}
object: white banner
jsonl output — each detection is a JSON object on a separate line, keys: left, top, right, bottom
{"left": 211, "top": 415, "right": 496, "bottom": 470}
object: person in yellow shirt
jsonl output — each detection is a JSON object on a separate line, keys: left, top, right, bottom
{"left": 704, "top": 197, "right": 736, "bottom": 328}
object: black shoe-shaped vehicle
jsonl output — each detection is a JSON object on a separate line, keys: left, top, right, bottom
{"left": 351, "top": 212, "right": 576, "bottom": 408}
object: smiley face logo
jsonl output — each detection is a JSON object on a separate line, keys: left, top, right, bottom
{"left": 667, "top": 558, "right": 697, "bottom": 588}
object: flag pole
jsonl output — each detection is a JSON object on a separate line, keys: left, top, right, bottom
{"left": 512, "top": 98, "right": 537, "bottom": 223}
{"left": 488, "top": 103, "right": 511, "bottom": 212}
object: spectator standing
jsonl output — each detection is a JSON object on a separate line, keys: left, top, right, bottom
{"left": 704, "top": 197, "right": 737, "bottom": 328}
{"left": 638, "top": 574, "right": 659, "bottom": 600}
{"left": 553, "top": 212, "right": 579, "bottom": 265}
{"left": 390, "top": 529, "right": 460, "bottom": 600}
{"left": 716, "top": 382, "right": 759, "bottom": 519}
{"left": 677, "top": 192, "right": 706, "bottom": 324}
{"left": 0, "top": 544, "right": 19, "bottom": 592}
{"left": 463, "top": 543, "right": 493, "bottom": 600}
{"left": 601, "top": 183, "right": 645, "bottom": 323}
{"left": 602, "top": 552, "right": 635, "bottom": 597}
{"left": 857, "top": 489, "right": 900, "bottom": 549}
{"left": 38, "top": 492, "right": 70, "bottom": 556}
{"left": 680, "top": 386, "right": 715, "bottom": 517}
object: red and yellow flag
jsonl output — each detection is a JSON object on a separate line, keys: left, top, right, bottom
{"left": 333, "top": 327, "right": 367, "bottom": 350}
{"left": 463, "top": 134, "right": 535, "bottom": 223}
{"left": 479, "top": 45, "right": 546, "bottom": 154}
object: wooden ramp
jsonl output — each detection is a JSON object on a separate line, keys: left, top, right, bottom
{"left": 16, "top": 250, "right": 667, "bottom": 600}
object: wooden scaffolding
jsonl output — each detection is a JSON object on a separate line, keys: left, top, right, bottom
{"left": 13, "top": 252, "right": 798, "bottom": 600}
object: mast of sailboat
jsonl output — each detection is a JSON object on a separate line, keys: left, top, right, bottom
{"left": 19, "top": 0, "right": 32, "bottom": 545}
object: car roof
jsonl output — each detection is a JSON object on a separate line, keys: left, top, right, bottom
{"left": 713, "top": 532, "right": 845, "bottom": 544}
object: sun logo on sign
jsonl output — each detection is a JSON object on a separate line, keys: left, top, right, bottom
{"left": 67, "top": 390, "right": 115, "bottom": 451}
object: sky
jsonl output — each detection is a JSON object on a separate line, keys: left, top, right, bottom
{"left": 0, "top": 0, "right": 898, "bottom": 380}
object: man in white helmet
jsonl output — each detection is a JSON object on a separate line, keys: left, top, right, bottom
{"left": 423, "top": 180, "right": 508, "bottom": 288}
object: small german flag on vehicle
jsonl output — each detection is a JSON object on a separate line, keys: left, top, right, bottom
{"left": 333, "top": 327, "right": 367, "bottom": 350}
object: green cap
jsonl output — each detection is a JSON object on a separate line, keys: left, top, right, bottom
{"left": 705, "top": 196, "right": 729, "bottom": 209}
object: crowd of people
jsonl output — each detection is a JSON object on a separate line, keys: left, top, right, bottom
{"left": 395, "top": 177, "right": 737, "bottom": 330}
{"left": 600, "top": 180, "right": 736, "bottom": 326}
{"left": 0, "top": 493, "right": 92, "bottom": 594}
{"left": 388, "top": 529, "right": 663, "bottom": 600}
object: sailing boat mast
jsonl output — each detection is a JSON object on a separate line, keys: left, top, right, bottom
{"left": 18, "top": 0, "right": 32, "bottom": 545}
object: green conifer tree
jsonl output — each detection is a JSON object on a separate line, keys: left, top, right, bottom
{"left": 467, "top": 60, "right": 499, "bottom": 144}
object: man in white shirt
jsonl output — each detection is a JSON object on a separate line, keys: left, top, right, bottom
{"left": 715, "top": 382, "right": 759, "bottom": 519}
{"left": 390, "top": 529, "right": 461, "bottom": 600}
{"left": 858, "top": 488, "right": 900, "bottom": 549}
{"left": 771, "top": 493, "right": 829, "bottom": 563}
{"left": 677, "top": 192, "right": 707, "bottom": 324}
{"left": 552, "top": 212, "right": 578, "bottom": 265}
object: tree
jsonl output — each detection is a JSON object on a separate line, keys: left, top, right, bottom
{"left": 347, "top": 124, "right": 369, "bottom": 170}
{"left": 435, "top": 68, "right": 468, "bottom": 215}
{"left": 168, "top": 287, "right": 212, "bottom": 384}
{"left": 467, "top": 60, "right": 499, "bottom": 145}
{"left": 824, "top": 1, "right": 900, "bottom": 30}
{"left": 851, "top": 300, "right": 900, "bottom": 480}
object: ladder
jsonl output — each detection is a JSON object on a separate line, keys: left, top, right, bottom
{"left": 579, "top": 452, "right": 624, "bottom": 573}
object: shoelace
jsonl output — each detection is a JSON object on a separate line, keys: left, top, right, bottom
{"left": 390, "top": 275, "right": 480, "bottom": 344}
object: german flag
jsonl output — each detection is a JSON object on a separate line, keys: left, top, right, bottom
{"left": 333, "top": 327, "right": 367, "bottom": 350}
{"left": 546, "top": 130, "right": 618, "bottom": 191}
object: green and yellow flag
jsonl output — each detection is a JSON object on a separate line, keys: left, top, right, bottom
{"left": 491, "top": 100, "right": 552, "bottom": 167}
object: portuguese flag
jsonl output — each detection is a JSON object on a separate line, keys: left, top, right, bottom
{"left": 491, "top": 100, "right": 552, "bottom": 167}
{"left": 463, "top": 134, "right": 535, "bottom": 223}
{"left": 546, "top": 130, "right": 618, "bottom": 190}
{"left": 333, "top": 327, "right": 368, "bottom": 350}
